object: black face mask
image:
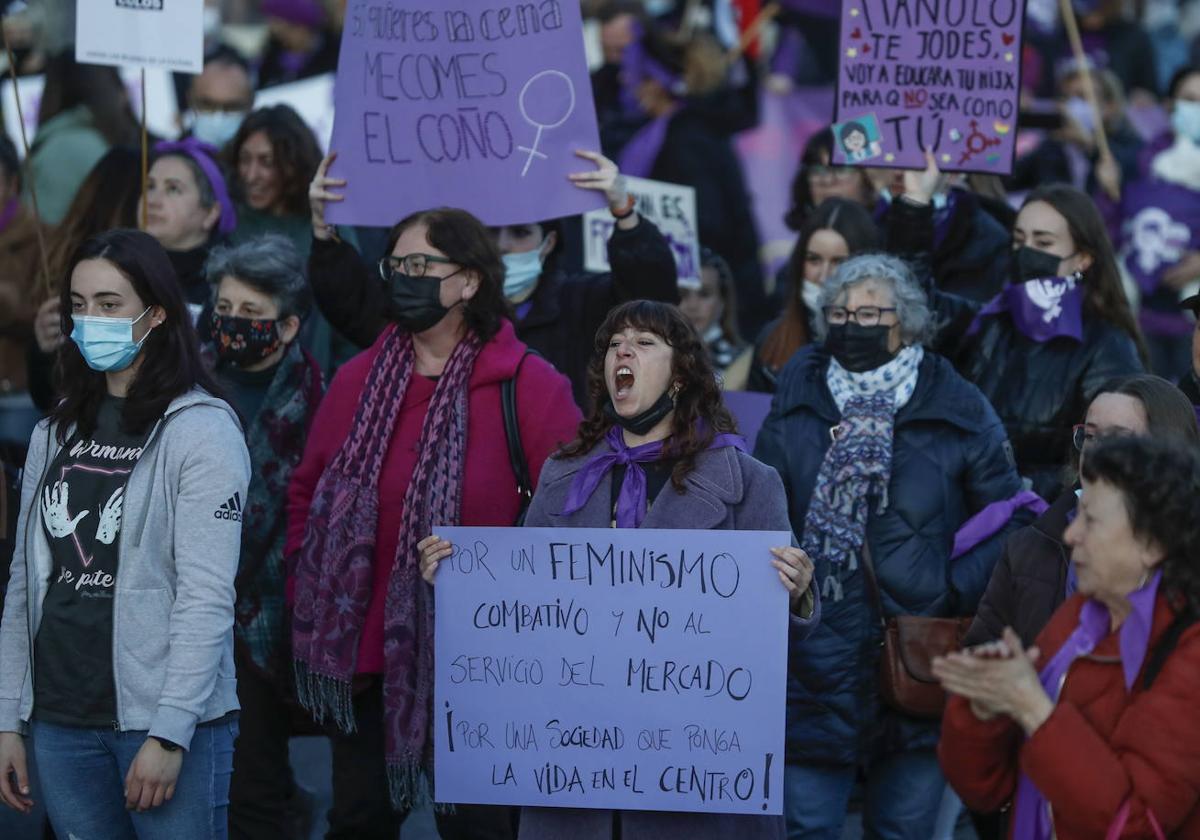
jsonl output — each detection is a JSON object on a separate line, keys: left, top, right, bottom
{"left": 604, "top": 390, "right": 675, "bottom": 437}
{"left": 1011, "top": 245, "right": 1066, "bottom": 285}
{"left": 386, "top": 272, "right": 453, "bottom": 333}
{"left": 825, "top": 323, "right": 895, "bottom": 372}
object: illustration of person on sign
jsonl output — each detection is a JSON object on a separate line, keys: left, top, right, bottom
{"left": 838, "top": 118, "right": 882, "bottom": 164}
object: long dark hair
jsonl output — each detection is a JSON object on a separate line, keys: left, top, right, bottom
{"left": 1021, "top": 185, "right": 1149, "bottom": 364}
{"left": 1081, "top": 436, "right": 1200, "bottom": 617}
{"left": 51, "top": 229, "right": 223, "bottom": 442}
{"left": 387, "top": 207, "right": 510, "bottom": 342}
{"left": 37, "top": 52, "right": 139, "bottom": 146}
{"left": 560, "top": 300, "right": 736, "bottom": 490}
{"left": 226, "top": 105, "right": 321, "bottom": 217}
{"left": 42, "top": 147, "right": 141, "bottom": 293}
{"left": 761, "top": 198, "right": 879, "bottom": 369}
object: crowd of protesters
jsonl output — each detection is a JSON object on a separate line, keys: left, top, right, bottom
{"left": 1, "top": 0, "right": 1200, "bottom": 839}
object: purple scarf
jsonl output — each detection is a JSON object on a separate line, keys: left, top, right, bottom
{"left": 0, "top": 197, "right": 19, "bottom": 233}
{"left": 616, "top": 23, "right": 684, "bottom": 178}
{"left": 1012, "top": 571, "right": 1163, "bottom": 840}
{"left": 292, "top": 325, "right": 482, "bottom": 809}
{"left": 561, "top": 425, "right": 746, "bottom": 528}
{"left": 970, "top": 276, "right": 1085, "bottom": 343}
{"left": 950, "top": 490, "right": 1049, "bottom": 561}
{"left": 153, "top": 137, "right": 238, "bottom": 236}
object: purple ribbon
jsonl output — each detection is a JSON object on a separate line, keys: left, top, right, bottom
{"left": 153, "top": 137, "right": 238, "bottom": 236}
{"left": 1012, "top": 570, "right": 1162, "bottom": 840}
{"left": 617, "top": 113, "right": 675, "bottom": 179}
{"left": 0, "top": 197, "right": 19, "bottom": 233}
{"left": 969, "top": 276, "right": 1085, "bottom": 344}
{"left": 561, "top": 425, "right": 747, "bottom": 529}
{"left": 950, "top": 490, "right": 1049, "bottom": 561}
{"left": 261, "top": 0, "right": 325, "bottom": 27}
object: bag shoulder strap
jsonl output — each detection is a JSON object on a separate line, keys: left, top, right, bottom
{"left": 502, "top": 350, "right": 537, "bottom": 507}
{"left": 858, "top": 540, "right": 888, "bottom": 628}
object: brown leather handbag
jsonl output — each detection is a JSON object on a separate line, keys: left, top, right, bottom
{"left": 861, "top": 543, "right": 972, "bottom": 719}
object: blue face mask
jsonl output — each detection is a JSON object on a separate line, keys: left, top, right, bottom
{"left": 70, "top": 308, "right": 154, "bottom": 372}
{"left": 501, "top": 244, "right": 545, "bottom": 301}
{"left": 188, "top": 110, "right": 246, "bottom": 149}
{"left": 1172, "top": 101, "right": 1200, "bottom": 145}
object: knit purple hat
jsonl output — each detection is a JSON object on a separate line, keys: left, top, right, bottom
{"left": 153, "top": 137, "right": 238, "bottom": 236}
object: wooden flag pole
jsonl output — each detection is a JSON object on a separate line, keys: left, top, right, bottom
{"left": 1057, "top": 0, "right": 1119, "bottom": 199}
{"left": 1, "top": 17, "right": 52, "bottom": 296}
{"left": 140, "top": 68, "right": 149, "bottom": 229}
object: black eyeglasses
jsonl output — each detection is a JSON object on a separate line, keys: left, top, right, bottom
{"left": 807, "top": 164, "right": 858, "bottom": 181}
{"left": 1071, "top": 424, "right": 1136, "bottom": 452}
{"left": 377, "top": 253, "right": 460, "bottom": 281}
{"left": 823, "top": 306, "right": 898, "bottom": 327}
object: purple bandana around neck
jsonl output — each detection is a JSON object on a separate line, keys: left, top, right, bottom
{"left": 969, "top": 276, "right": 1085, "bottom": 343}
{"left": 0, "top": 197, "right": 19, "bottom": 233}
{"left": 561, "top": 425, "right": 747, "bottom": 528}
{"left": 1012, "top": 570, "right": 1163, "bottom": 840}
{"left": 153, "top": 137, "right": 238, "bottom": 236}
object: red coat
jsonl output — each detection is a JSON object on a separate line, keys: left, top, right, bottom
{"left": 285, "top": 320, "right": 581, "bottom": 672}
{"left": 939, "top": 592, "right": 1200, "bottom": 838}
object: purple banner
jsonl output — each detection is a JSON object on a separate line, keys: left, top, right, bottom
{"left": 723, "top": 390, "right": 774, "bottom": 452}
{"left": 325, "top": 1, "right": 606, "bottom": 227}
{"left": 1119, "top": 180, "right": 1200, "bottom": 296}
{"left": 433, "top": 526, "right": 790, "bottom": 813}
{"left": 831, "top": 0, "right": 1023, "bottom": 174}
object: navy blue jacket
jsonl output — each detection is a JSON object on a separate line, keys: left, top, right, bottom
{"left": 754, "top": 346, "right": 1026, "bottom": 765}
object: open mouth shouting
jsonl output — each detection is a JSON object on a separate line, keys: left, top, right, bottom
{"left": 614, "top": 366, "right": 635, "bottom": 400}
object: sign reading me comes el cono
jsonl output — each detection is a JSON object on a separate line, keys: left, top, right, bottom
{"left": 434, "top": 526, "right": 790, "bottom": 815}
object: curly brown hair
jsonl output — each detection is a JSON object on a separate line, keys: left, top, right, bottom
{"left": 559, "top": 300, "right": 737, "bottom": 490}
{"left": 1080, "top": 436, "right": 1200, "bottom": 618}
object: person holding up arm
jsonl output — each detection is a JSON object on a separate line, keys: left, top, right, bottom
{"left": 306, "top": 150, "right": 679, "bottom": 407}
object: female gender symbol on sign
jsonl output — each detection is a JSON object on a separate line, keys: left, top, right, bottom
{"left": 517, "top": 69, "right": 576, "bottom": 177}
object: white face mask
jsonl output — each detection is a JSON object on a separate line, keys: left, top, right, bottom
{"left": 186, "top": 110, "right": 246, "bottom": 149}
{"left": 1172, "top": 100, "right": 1200, "bottom": 145}
{"left": 802, "top": 280, "right": 824, "bottom": 315}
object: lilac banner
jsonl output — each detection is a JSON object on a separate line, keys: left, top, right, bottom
{"left": 1119, "top": 180, "right": 1200, "bottom": 296}
{"left": 433, "top": 526, "right": 790, "bottom": 814}
{"left": 722, "top": 390, "right": 774, "bottom": 452}
{"left": 325, "top": 2, "right": 606, "bottom": 227}
{"left": 831, "top": 0, "right": 1023, "bottom": 174}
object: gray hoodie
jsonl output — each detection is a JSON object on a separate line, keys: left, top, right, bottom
{"left": 0, "top": 389, "right": 250, "bottom": 749}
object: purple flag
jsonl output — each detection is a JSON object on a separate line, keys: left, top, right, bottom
{"left": 1120, "top": 179, "right": 1200, "bottom": 296}
{"left": 325, "top": 2, "right": 606, "bottom": 227}
{"left": 831, "top": 0, "right": 1023, "bottom": 174}
{"left": 972, "top": 277, "right": 1085, "bottom": 343}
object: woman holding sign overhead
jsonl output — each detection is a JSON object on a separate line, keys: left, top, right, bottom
{"left": 420, "top": 300, "right": 819, "bottom": 840}
{"left": 306, "top": 148, "right": 679, "bottom": 408}
{"left": 286, "top": 207, "right": 580, "bottom": 840}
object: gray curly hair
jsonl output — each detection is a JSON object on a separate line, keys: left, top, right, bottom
{"left": 815, "top": 253, "right": 934, "bottom": 346}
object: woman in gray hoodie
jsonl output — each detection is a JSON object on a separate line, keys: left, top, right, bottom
{"left": 0, "top": 229, "right": 250, "bottom": 840}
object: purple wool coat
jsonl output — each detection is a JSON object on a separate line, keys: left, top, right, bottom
{"left": 516, "top": 438, "right": 820, "bottom": 840}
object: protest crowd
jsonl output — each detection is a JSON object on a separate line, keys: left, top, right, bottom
{"left": 2, "top": 0, "right": 1200, "bottom": 838}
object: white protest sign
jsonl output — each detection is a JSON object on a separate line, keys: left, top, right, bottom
{"left": 3, "top": 70, "right": 180, "bottom": 160}
{"left": 583, "top": 177, "right": 701, "bottom": 286}
{"left": 434, "top": 526, "right": 790, "bottom": 815}
{"left": 254, "top": 74, "right": 337, "bottom": 152}
{"left": 77, "top": 0, "right": 205, "bottom": 74}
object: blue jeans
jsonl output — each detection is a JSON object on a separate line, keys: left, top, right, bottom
{"left": 783, "top": 750, "right": 945, "bottom": 840}
{"left": 32, "top": 718, "right": 237, "bottom": 840}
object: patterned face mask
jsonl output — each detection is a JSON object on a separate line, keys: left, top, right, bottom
{"left": 211, "top": 311, "right": 284, "bottom": 366}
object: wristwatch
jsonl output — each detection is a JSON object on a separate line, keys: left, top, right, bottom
{"left": 150, "top": 736, "right": 181, "bottom": 752}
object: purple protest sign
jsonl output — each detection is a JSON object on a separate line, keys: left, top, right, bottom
{"left": 831, "top": 0, "right": 1023, "bottom": 174}
{"left": 325, "top": 2, "right": 606, "bottom": 227}
{"left": 723, "top": 390, "right": 774, "bottom": 452}
{"left": 1119, "top": 180, "right": 1200, "bottom": 296}
{"left": 433, "top": 526, "right": 790, "bottom": 814}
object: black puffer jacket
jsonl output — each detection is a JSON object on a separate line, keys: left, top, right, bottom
{"left": 888, "top": 199, "right": 1143, "bottom": 499}
{"left": 307, "top": 218, "right": 678, "bottom": 408}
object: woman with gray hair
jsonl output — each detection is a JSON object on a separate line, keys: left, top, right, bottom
{"left": 754, "top": 253, "right": 1031, "bottom": 838}
{"left": 202, "top": 234, "right": 326, "bottom": 839}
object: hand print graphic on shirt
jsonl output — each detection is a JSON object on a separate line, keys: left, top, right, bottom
{"left": 42, "top": 481, "right": 90, "bottom": 538}
{"left": 95, "top": 486, "right": 124, "bottom": 546}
